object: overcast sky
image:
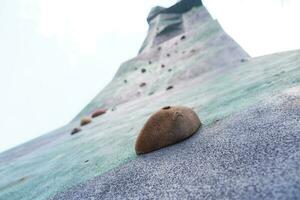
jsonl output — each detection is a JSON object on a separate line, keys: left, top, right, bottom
{"left": 0, "top": 0, "right": 299, "bottom": 153}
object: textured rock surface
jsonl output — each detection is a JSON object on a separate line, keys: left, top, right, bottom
{"left": 135, "top": 106, "right": 201, "bottom": 154}
{"left": 0, "top": 1, "right": 300, "bottom": 200}
{"left": 74, "top": 0, "right": 249, "bottom": 119}
{"left": 139, "top": 0, "right": 203, "bottom": 54}
{"left": 52, "top": 90, "right": 300, "bottom": 200}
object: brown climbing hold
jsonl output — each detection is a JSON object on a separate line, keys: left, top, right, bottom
{"left": 161, "top": 64, "right": 165, "bottom": 68}
{"left": 141, "top": 68, "right": 146, "bottom": 73}
{"left": 140, "top": 82, "right": 146, "bottom": 87}
{"left": 71, "top": 127, "right": 81, "bottom": 135}
{"left": 80, "top": 117, "right": 92, "bottom": 126}
{"left": 180, "top": 35, "right": 186, "bottom": 40}
{"left": 135, "top": 106, "right": 201, "bottom": 155}
{"left": 91, "top": 109, "right": 107, "bottom": 118}
{"left": 166, "top": 85, "right": 173, "bottom": 90}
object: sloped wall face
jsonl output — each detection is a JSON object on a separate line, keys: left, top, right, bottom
{"left": 74, "top": 1, "right": 249, "bottom": 120}
{"left": 145, "top": 13, "right": 184, "bottom": 51}
{"left": 2, "top": 1, "right": 300, "bottom": 199}
{"left": 139, "top": 0, "right": 203, "bottom": 54}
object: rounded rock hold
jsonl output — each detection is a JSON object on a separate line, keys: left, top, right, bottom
{"left": 135, "top": 106, "right": 202, "bottom": 155}
{"left": 140, "top": 82, "right": 146, "bottom": 87}
{"left": 166, "top": 85, "right": 173, "bottom": 90}
{"left": 80, "top": 117, "right": 92, "bottom": 126}
{"left": 91, "top": 109, "right": 107, "bottom": 118}
{"left": 240, "top": 58, "right": 248, "bottom": 63}
{"left": 71, "top": 127, "right": 81, "bottom": 135}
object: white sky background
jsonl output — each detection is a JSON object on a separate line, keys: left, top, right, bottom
{"left": 0, "top": 0, "right": 299, "bottom": 153}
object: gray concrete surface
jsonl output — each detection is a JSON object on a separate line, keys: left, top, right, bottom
{"left": 52, "top": 89, "right": 300, "bottom": 200}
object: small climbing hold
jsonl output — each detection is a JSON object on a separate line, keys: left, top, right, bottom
{"left": 71, "top": 127, "right": 82, "bottom": 135}
{"left": 141, "top": 68, "right": 146, "bottom": 73}
{"left": 111, "top": 107, "right": 117, "bottom": 111}
{"left": 168, "top": 69, "right": 172, "bottom": 72}
{"left": 166, "top": 86, "right": 173, "bottom": 90}
{"left": 148, "top": 91, "right": 154, "bottom": 96}
{"left": 91, "top": 109, "right": 107, "bottom": 118}
{"left": 80, "top": 117, "right": 92, "bottom": 126}
{"left": 148, "top": 61, "right": 152, "bottom": 65}
{"left": 140, "top": 82, "right": 146, "bottom": 87}
{"left": 84, "top": 160, "right": 89, "bottom": 163}
{"left": 161, "top": 64, "right": 165, "bottom": 68}
{"left": 241, "top": 58, "right": 248, "bottom": 63}
{"left": 19, "top": 176, "right": 28, "bottom": 182}
{"left": 180, "top": 35, "right": 186, "bottom": 40}
{"left": 135, "top": 106, "right": 202, "bottom": 155}
{"left": 124, "top": 79, "right": 127, "bottom": 83}
{"left": 167, "top": 53, "right": 170, "bottom": 57}
{"left": 190, "top": 49, "right": 196, "bottom": 53}
{"left": 175, "top": 42, "right": 178, "bottom": 45}
{"left": 157, "top": 46, "right": 162, "bottom": 51}
{"left": 182, "top": 51, "right": 185, "bottom": 54}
